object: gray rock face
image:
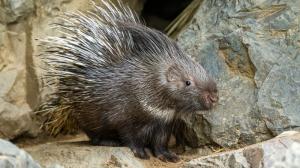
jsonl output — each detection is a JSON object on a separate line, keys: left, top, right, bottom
{"left": 258, "top": 62, "right": 300, "bottom": 135}
{"left": 184, "top": 131, "right": 300, "bottom": 168}
{"left": 271, "top": 140, "right": 300, "bottom": 168}
{"left": 0, "top": 139, "right": 40, "bottom": 168}
{"left": 177, "top": 0, "right": 300, "bottom": 147}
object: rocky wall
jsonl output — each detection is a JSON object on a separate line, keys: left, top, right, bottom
{"left": 177, "top": 0, "right": 300, "bottom": 147}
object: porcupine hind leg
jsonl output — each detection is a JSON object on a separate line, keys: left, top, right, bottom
{"left": 119, "top": 127, "right": 150, "bottom": 159}
{"left": 150, "top": 124, "right": 180, "bottom": 162}
{"left": 90, "top": 137, "right": 122, "bottom": 147}
{"left": 87, "top": 129, "right": 122, "bottom": 147}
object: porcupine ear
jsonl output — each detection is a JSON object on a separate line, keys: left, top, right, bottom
{"left": 166, "top": 65, "right": 181, "bottom": 82}
{"left": 163, "top": 65, "right": 185, "bottom": 91}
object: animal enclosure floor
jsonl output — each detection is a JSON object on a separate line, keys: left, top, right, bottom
{"left": 16, "top": 133, "right": 216, "bottom": 168}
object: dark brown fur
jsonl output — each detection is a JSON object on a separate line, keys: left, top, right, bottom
{"left": 40, "top": 1, "right": 218, "bottom": 162}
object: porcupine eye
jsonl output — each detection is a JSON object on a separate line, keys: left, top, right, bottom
{"left": 185, "top": 81, "right": 191, "bottom": 86}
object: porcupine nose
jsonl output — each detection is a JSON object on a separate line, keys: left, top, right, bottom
{"left": 209, "top": 94, "right": 218, "bottom": 106}
{"left": 203, "top": 92, "right": 218, "bottom": 109}
{"left": 209, "top": 94, "right": 218, "bottom": 103}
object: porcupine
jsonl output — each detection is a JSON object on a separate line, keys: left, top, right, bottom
{"left": 39, "top": 0, "right": 218, "bottom": 162}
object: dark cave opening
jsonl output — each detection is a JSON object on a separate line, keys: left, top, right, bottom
{"left": 141, "top": 0, "right": 192, "bottom": 31}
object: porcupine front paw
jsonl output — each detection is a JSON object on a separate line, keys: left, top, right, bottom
{"left": 153, "top": 147, "right": 180, "bottom": 162}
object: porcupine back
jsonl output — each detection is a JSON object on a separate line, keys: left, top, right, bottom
{"left": 39, "top": 1, "right": 191, "bottom": 135}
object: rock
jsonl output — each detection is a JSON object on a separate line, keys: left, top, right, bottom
{"left": 23, "top": 133, "right": 216, "bottom": 168}
{"left": 0, "top": 138, "right": 40, "bottom": 168}
{"left": 0, "top": 23, "right": 39, "bottom": 139}
{"left": 258, "top": 62, "right": 300, "bottom": 135}
{"left": 0, "top": 99, "right": 34, "bottom": 139}
{"left": 271, "top": 142, "right": 300, "bottom": 168}
{"left": 184, "top": 131, "right": 300, "bottom": 168}
{"left": 0, "top": 0, "right": 35, "bottom": 23}
{"left": 24, "top": 135, "right": 145, "bottom": 168}
{"left": 176, "top": 0, "right": 300, "bottom": 147}
{"left": 22, "top": 132, "right": 300, "bottom": 168}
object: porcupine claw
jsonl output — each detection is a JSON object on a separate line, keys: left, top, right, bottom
{"left": 153, "top": 147, "right": 180, "bottom": 162}
{"left": 157, "top": 152, "right": 180, "bottom": 162}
